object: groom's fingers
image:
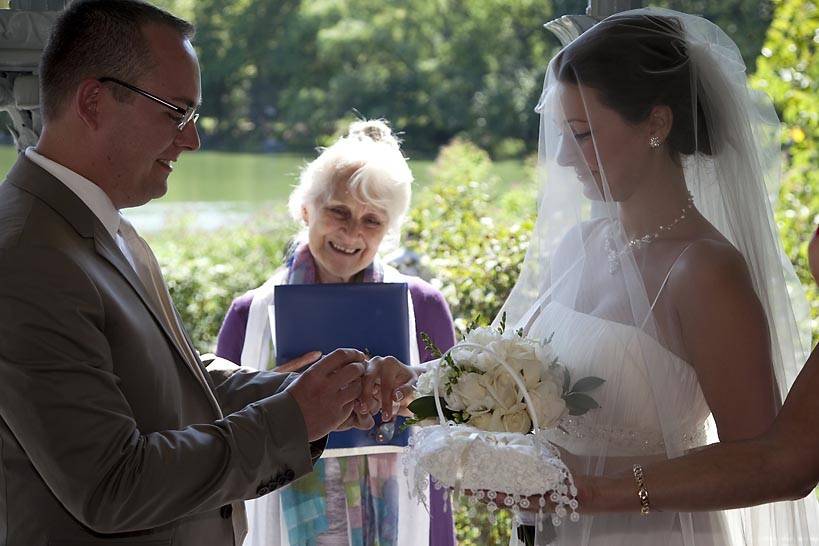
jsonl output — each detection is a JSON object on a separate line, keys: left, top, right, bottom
{"left": 311, "top": 348, "right": 367, "bottom": 377}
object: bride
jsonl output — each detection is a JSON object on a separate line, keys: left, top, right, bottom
{"left": 492, "top": 8, "right": 819, "bottom": 546}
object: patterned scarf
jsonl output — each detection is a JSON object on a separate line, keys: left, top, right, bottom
{"left": 281, "top": 243, "right": 399, "bottom": 546}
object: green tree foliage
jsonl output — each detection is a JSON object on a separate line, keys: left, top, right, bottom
{"left": 750, "top": 0, "right": 819, "bottom": 332}
{"left": 186, "top": 0, "right": 562, "bottom": 156}
{"left": 655, "top": 0, "right": 773, "bottom": 70}
{"left": 148, "top": 0, "right": 776, "bottom": 156}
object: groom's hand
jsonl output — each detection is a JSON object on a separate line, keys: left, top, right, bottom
{"left": 362, "top": 355, "right": 418, "bottom": 421}
{"left": 285, "top": 348, "right": 366, "bottom": 441}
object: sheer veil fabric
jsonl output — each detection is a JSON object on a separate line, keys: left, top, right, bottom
{"left": 497, "top": 8, "right": 819, "bottom": 545}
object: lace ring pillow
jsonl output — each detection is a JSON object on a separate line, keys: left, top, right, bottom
{"left": 404, "top": 323, "right": 604, "bottom": 527}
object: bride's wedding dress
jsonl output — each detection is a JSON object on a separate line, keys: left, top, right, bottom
{"left": 496, "top": 7, "right": 819, "bottom": 545}
{"left": 532, "top": 297, "right": 729, "bottom": 546}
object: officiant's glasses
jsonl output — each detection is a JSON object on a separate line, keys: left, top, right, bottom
{"left": 98, "top": 77, "right": 200, "bottom": 131}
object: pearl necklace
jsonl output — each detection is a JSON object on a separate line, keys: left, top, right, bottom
{"left": 604, "top": 192, "right": 695, "bottom": 275}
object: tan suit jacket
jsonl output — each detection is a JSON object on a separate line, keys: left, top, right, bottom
{"left": 0, "top": 156, "right": 320, "bottom": 545}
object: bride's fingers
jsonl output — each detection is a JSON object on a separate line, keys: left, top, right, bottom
{"left": 394, "top": 382, "right": 416, "bottom": 416}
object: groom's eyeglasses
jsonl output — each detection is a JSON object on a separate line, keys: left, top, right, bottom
{"left": 98, "top": 77, "right": 200, "bottom": 131}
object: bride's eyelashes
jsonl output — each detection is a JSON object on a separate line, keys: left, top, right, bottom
{"left": 573, "top": 130, "right": 592, "bottom": 141}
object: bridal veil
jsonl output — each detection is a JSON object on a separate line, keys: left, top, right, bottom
{"left": 498, "top": 8, "right": 819, "bottom": 545}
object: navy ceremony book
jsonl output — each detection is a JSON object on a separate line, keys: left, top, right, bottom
{"left": 274, "top": 282, "right": 412, "bottom": 454}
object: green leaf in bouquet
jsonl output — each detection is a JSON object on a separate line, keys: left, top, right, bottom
{"left": 399, "top": 417, "right": 421, "bottom": 432}
{"left": 570, "top": 376, "right": 606, "bottom": 393}
{"left": 408, "top": 395, "right": 457, "bottom": 421}
{"left": 420, "top": 332, "right": 443, "bottom": 359}
{"left": 464, "top": 315, "right": 482, "bottom": 337}
{"left": 515, "top": 327, "right": 524, "bottom": 337}
{"left": 497, "top": 311, "right": 507, "bottom": 334}
{"left": 564, "top": 392, "right": 601, "bottom": 416}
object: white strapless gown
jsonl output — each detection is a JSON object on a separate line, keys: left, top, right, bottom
{"left": 530, "top": 301, "right": 732, "bottom": 546}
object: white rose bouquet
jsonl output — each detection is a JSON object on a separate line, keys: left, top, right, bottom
{"left": 406, "top": 314, "right": 604, "bottom": 434}
{"left": 403, "top": 314, "right": 604, "bottom": 528}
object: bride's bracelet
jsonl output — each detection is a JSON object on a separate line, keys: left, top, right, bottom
{"left": 632, "top": 464, "right": 650, "bottom": 516}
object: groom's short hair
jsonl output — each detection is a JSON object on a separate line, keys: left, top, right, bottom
{"left": 39, "top": 0, "right": 194, "bottom": 122}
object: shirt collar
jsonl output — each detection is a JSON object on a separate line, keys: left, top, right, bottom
{"left": 24, "top": 147, "right": 122, "bottom": 239}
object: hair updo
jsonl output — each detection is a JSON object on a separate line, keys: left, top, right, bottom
{"left": 288, "top": 118, "right": 413, "bottom": 248}
{"left": 553, "top": 13, "right": 712, "bottom": 156}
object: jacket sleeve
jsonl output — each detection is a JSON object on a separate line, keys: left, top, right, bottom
{"left": 203, "top": 354, "right": 297, "bottom": 415}
{"left": 0, "top": 246, "right": 315, "bottom": 533}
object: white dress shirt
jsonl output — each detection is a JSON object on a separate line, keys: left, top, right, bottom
{"left": 24, "top": 147, "right": 139, "bottom": 272}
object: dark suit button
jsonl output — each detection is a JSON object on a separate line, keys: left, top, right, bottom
{"left": 284, "top": 469, "right": 295, "bottom": 481}
{"left": 220, "top": 504, "right": 233, "bottom": 519}
{"left": 256, "top": 485, "right": 271, "bottom": 496}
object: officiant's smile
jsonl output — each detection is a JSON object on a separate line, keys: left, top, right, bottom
{"left": 301, "top": 169, "right": 394, "bottom": 283}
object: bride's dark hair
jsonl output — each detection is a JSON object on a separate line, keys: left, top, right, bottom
{"left": 553, "top": 14, "right": 713, "bottom": 156}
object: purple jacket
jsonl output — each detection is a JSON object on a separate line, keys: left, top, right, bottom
{"left": 216, "top": 275, "right": 457, "bottom": 546}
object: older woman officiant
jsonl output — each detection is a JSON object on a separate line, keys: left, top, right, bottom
{"left": 215, "top": 119, "right": 456, "bottom": 546}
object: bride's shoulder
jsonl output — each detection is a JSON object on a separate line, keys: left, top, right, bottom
{"left": 670, "top": 237, "right": 754, "bottom": 297}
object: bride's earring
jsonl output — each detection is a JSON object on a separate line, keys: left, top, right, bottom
{"left": 649, "top": 135, "right": 662, "bottom": 149}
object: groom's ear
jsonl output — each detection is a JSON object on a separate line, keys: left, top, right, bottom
{"left": 647, "top": 105, "right": 673, "bottom": 143}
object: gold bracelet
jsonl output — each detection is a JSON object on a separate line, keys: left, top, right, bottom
{"left": 632, "top": 463, "right": 650, "bottom": 516}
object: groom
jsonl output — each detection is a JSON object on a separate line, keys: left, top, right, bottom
{"left": 0, "top": 1, "right": 384, "bottom": 544}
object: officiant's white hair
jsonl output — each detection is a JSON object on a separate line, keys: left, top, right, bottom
{"left": 288, "top": 119, "right": 413, "bottom": 246}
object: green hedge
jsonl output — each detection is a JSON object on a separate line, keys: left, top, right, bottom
{"left": 751, "top": 0, "right": 819, "bottom": 336}
{"left": 146, "top": 212, "right": 295, "bottom": 352}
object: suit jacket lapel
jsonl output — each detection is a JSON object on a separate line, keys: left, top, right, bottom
{"left": 92, "top": 224, "right": 187, "bottom": 357}
{"left": 7, "top": 156, "right": 222, "bottom": 415}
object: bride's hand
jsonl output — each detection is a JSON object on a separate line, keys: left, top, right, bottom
{"left": 361, "top": 356, "right": 419, "bottom": 420}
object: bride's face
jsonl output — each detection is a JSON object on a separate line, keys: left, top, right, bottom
{"left": 556, "top": 82, "right": 651, "bottom": 202}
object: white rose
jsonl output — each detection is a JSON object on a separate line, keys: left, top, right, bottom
{"left": 528, "top": 380, "right": 567, "bottom": 429}
{"left": 415, "top": 368, "right": 438, "bottom": 396}
{"left": 450, "top": 372, "right": 491, "bottom": 413}
{"left": 480, "top": 367, "right": 521, "bottom": 410}
{"left": 469, "top": 409, "right": 505, "bottom": 432}
{"left": 443, "top": 385, "right": 466, "bottom": 412}
{"left": 472, "top": 350, "right": 499, "bottom": 372}
{"left": 502, "top": 408, "right": 533, "bottom": 434}
{"left": 449, "top": 346, "right": 473, "bottom": 365}
{"left": 497, "top": 339, "right": 547, "bottom": 389}
{"left": 464, "top": 326, "right": 497, "bottom": 347}
{"left": 517, "top": 356, "right": 546, "bottom": 389}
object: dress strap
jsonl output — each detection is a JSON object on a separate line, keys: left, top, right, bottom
{"left": 641, "top": 242, "right": 696, "bottom": 329}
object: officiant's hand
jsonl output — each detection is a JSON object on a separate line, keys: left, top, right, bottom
{"left": 286, "top": 348, "right": 367, "bottom": 441}
{"left": 362, "top": 355, "right": 418, "bottom": 421}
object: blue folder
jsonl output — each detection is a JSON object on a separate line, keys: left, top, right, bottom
{"left": 274, "top": 282, "right": 411, "bottom": 452}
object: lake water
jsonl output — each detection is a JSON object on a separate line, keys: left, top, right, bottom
{"left": 0, "top": 145, "right": 528, "bottom": 232}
